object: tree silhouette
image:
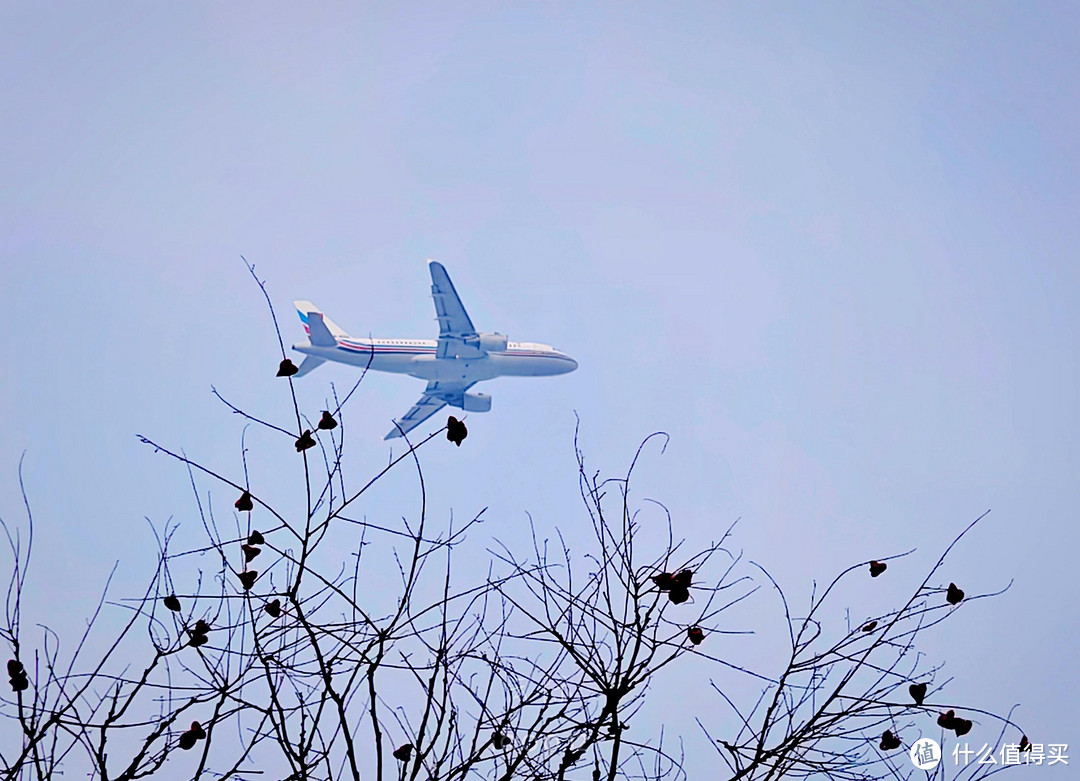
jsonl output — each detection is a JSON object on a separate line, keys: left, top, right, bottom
{"left": 0, "top": 271, "right": 1032, "bottom": 780}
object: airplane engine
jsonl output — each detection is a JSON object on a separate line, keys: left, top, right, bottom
{"left": 477, "top": 332, "right": 508, "bottom": 352}
{"left": 462, "top": 391, "right": 492, "bottom": 412}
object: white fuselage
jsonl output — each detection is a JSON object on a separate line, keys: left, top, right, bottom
{"left": 293, "top": 337, "right": 578, "bottom": 383}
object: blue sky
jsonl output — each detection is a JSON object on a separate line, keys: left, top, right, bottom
{"left": 1, "top": 2, "right": 1077, "bottom": 777}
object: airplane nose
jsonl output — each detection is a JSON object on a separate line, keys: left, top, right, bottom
{"left": 562, "top": 354, "right": 578, "bottom": 373}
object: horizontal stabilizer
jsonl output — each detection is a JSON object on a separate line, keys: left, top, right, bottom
{"left": 294, "top": 355, "right": 327, "bottom": 377}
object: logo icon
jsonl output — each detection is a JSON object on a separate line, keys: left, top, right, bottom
{"left": 910, "top": 737, "right": 942, "bottom": 770}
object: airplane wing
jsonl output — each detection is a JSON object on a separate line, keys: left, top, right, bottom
{"left": 429, "top": 260, "right": 483, "bottom": 359}
{"left": 384, "top": 380, "right": 476, "bottom": 440}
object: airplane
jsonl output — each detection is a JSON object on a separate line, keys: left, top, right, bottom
{"left": 291, "top": 260, "right": 578, "bottom": 440}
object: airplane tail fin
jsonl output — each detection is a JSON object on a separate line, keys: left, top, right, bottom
{"left": 294, "top": 301, "right": 347, "bottom": 346}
